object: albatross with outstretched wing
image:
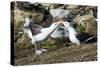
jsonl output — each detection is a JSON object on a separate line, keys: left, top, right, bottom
{"left": 23, "top": 16, "right": 62, "bottom": 55}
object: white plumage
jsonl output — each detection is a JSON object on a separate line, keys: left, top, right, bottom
{"left": 62, "top": 21, "right": 96, "bottom": 45}
{"left": 23, "top": 17, "right": 62, "bottom": 55}
{"left": 63, "top": 21, "right": 80, "bottom": 45}
{"left": 50, "top": 8, "right": 70, "bottom": 39}
{"left": 51, "top": 25, "right": 69, "bottom": 39}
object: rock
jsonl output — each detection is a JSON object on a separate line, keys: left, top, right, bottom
{"left": 11, "top": 1, "right": 53, "bottom": 27}
{"left": 52, "top": 4, "right": 65, "bottom": 9}
{"left": 66, "top": 5, "right": 80, "bottom": 10}
{"left": 73, "top": 15, "right": 97, "bottom": 35}
{"left": 68, "top": 6, "right": 96, "bottom": 19}
{"left": 90, "top": 6, "right": 97, "bottom": 18}
{"left": 42, "top": 3, "right": 65, "bottom": 9}
{"left": 50, "top": 8, "right": 71, "bottom": 21}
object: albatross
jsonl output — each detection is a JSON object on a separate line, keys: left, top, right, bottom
{"left": 23, "top": 16, "right": 62, "bottom": 55}
{"left": 62, "top": 21, "right": 96, "bottom": 45}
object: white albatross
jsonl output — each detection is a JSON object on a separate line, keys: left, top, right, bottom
{"left": 63, "top": 21, "right": 80, "bottom": 45}
{"left": 62, "top": 21, "right": 96, "bottom": 45}
{"left": 23, "top": 16, "right": 62, "bottom": 55}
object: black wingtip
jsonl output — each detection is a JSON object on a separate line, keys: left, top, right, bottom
{"left": 82, "top": 36, "right": 97, "bottom": 43}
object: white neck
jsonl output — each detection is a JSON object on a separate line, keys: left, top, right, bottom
{"left": 42, "top": 24, "right": 59, "bottom": 37}
{"left": 24, "top": 18, "right": 33, "bottom": 27}
{"left": 67, "top": 25, "right": 78, "bottom": 35}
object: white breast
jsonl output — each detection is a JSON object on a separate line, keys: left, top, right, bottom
{"left": 51, "top": 26, "right": 69, "bottom": 39}
{"left": 69, "top": 34, "right": 80, "bottom": 44}
{"left": 33, "top": 28, "right": 52, "bottom": 41}
{"left": 68, "top": 26, "right": 80, "bottom": 45}
{"left": 23, "top": 28, "right": 33, "bottom": 40}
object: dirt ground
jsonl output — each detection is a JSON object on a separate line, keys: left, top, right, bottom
{"left": 14, "top": 42, "right": 97, "bottom": 66}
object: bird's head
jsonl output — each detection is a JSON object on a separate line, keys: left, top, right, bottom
{"left": 62, "top": 21, "right": 70, "bottom": 27}
{"left": 23, "top": 16, "right": 33, "bottom": 28}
